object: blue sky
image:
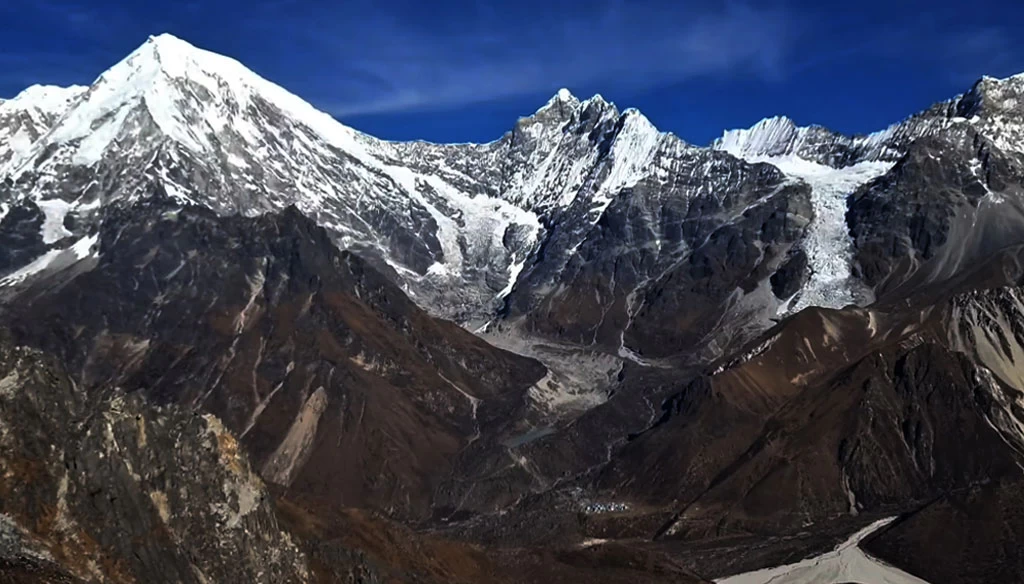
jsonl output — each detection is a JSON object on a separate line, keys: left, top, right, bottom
{"left": 2, "top": 0, "right": 1023, "bottom": 145}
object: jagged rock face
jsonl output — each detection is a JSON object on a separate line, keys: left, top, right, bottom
{"left": 622, "top": 162, "right": 811, "bottom": 361}
{"left": 847, "top": 128, "right": 1024, "bottom": 299}
{"left": 595, "top": 272, "right": 1024, "bottom": 541}
{"left": 0, "top": 201, "right": 52, "bottom": 273}
{"left": 2, "top": 197, "right": 545, "bottom": 521}
{"left": 504, "top": 149, "right": 813, "bottom": 363}
{"left": 949, "top": 284, "right": 1024, "bottom": 392}
{"left": 955, "top": 74, "right": 1024, "bottom": 153}
{"left": 0, "top": 337, "right": 310, "bottom": 583}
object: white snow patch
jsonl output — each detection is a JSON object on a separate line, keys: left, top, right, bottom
{"left": 2, "top": 84, "right": 87, "bottom": 115}
{"left": 226, "top": 152, "right": 249, "bottom": 168}
{"left": 0, "top": 249, "right": 63, "bottom": 286}
{"left": 378, "top": 163, "right": 541, "bottom": 281}
{"left": 602, "top": 110, "right": 663, "bottom": 195}
{"left": 36, "top": 199, "right": 73, "bottom": 243}
{"left": 70, "top": 232, "right": 100, "bottom": 259}
{"left": 496, "top": 254, "right": 526, "bottom": 301}
{"left": 0, "top": 233, "right": 98, "bottom": 287}
{"left": 69, "top": 105, "right": 132, "bottom": 165}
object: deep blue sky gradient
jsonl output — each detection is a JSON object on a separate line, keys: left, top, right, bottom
{"left": 3, "top": 0, "right": 1024, "bottom": 145}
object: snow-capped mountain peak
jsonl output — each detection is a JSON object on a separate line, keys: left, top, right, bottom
{"left": 952, "top": 73, "right": 1024, "bottom": 152}
{"left": 539, "top": 87, "right": 580, "bottom": 110}
{"left": 24, "top": 32, "right": 375, "bottom": 171}
{"left": 530, "top": 88, "right": 615, "bottom": 125}
{"left": 714, "top": 115, "right": 801, "bottom": 159}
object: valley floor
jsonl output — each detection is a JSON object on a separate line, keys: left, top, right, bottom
{"left": 715, "top": 517, "right": 930, "bottom": 584}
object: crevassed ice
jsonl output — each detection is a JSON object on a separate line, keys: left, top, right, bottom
{"left": 770, "top": 156, "right": 891, "bottom": 313}
{"left": 719, "top": 149, "right": 891, "bottom": 313}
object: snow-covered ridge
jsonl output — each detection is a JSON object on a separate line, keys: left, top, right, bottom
{"left": 716, "top": 68, "right": 1024, "bottom": 166}
{"left": 714, "top": 116, "right": 805, "bottom": 159}
{"left": 0, "top": 84, "right": 88, "bottom": 173}
{"left": 536, "top": 87, "right": 581, "bottom": 113}
{"left": 0, "top": 33, "right": 697, "bottom": 327}
{"left": 1, "top": 84, "right": 87, "bottom": 116}
{"left": 712, "top": 114, "right": 899, "bottom": 165}
{"left": 715, "top": 114, "right": 896, "bottom": 313}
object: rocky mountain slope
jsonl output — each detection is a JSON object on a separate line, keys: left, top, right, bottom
{"left": 0, "top": 194, "right": 550, "bottom": 522}
{"left": 4, "top": 32, "right": 1024, "bottom": 584}
{"left": 0, "top": 334, "right": 311, "bottom": 583}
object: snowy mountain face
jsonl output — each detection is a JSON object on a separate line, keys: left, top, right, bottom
{"left": 0, "top": 84, "right": 86, "bottom": 173}
{"left": 4, "top": 34, "right": 1024, "bottom": 375}
{"left": 0, "top": 34, "right": 809, "bottom": 375}
{"left": 712, "top": 73, "right": 1024, "bottom": 315}
{"left": 0, "top": 36, "right": 675, "bottom": 328}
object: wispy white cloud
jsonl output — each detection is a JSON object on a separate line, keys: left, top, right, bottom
{"left": 259, "top": 0, "right": 800, "bottom": 116}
